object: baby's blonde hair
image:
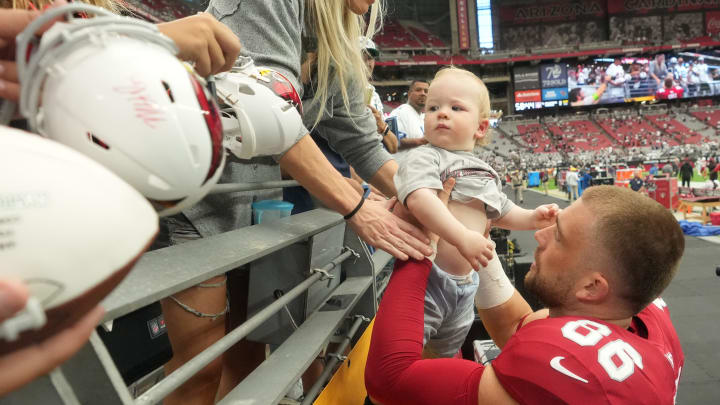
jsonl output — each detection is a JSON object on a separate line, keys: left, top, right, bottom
{"left": 432, "top": 66, "right": 492, "bottom": 146}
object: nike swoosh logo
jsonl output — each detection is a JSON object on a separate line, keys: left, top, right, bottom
{"left": 550, "top": 356, "right": 588, "bottom": 384}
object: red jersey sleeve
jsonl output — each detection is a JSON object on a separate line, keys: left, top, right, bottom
{"left": 365, "top": 259, "right": 485, "bottom": 405}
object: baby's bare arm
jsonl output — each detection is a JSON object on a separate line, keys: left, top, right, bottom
{"left": 492, "top": 206, "right": 537, "bottom": 230}
{"left": 493, "top": 204, "right": 560, "bottom": 230}
{"left": 405, "top": 188, "right": 465, "bottom": 245}
{"left": 406, "top": 189, "right": 494, "bottom": 269}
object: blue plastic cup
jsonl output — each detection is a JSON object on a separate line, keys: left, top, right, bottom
{"left": 252, "top": 200, "right": 294, "bottom": 224}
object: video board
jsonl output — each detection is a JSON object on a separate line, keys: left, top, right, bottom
{"left": 513, "top": 51, "right": 720, "bottom": 111}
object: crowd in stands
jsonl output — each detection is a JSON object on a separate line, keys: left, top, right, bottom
{"left": 373, "top": 19, "right": 447, "bottom": 50}
{"left": 495, "top": 104, "right": 720, "bottom": 173}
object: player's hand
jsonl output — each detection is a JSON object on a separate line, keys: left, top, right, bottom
{"left": 533, "top": 203, "right": 560, "bottom": 229}
{"left": 456, "top": 229, "right": 495, "bottom": 270}
{"left": 0, "top": 277, "right": 104, "bottom": 396}
{"left": 0, "top": 1, "right": 67, "bottom": 102}
{"left": 158, "top": 13, "right": 241, "bottom": 76}
{"left": 348, "top": 198, "right": 432, "bottom": 261}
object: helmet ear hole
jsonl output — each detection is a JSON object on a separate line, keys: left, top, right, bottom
{"left": 87, "top": 133, "right": 110, "bottom": 150}
{"left": 161, "top": 81, "right": 175, "bottom": 103}
{"left": 237, "top": 84, "right": 254, "bottom": 95}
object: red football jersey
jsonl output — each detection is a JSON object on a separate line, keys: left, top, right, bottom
{"left": 656, "top": 87, "right": 685, "bottom": 100}
{"left": 492, "top": 298, "right": 683, "bottom": 404}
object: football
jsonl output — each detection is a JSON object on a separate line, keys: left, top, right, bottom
{"left": 0, "top": 127, "right": 158, "bottom": 354}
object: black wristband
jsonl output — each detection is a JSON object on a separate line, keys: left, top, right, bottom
{"left": 382, "top": 125, "right": 391, "bottom": 136}
{"left": 344, "top": 184, "right": 371, "bottom": 220}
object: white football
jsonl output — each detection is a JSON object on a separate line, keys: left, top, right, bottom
{"left": 0, "top": 127, "right": 158, "bottom": 353}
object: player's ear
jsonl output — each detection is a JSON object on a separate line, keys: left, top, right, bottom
{"left": 575, "top": 272, "right": 609, "bottom": 304}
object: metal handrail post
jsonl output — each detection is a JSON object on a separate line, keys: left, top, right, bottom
{"left": 209, "top": 180, "right": 300, "bottom": 194}
{"left": 300, "top": 315, "right": 368, "bottom": 405}
{"left": 135, "top": 249, "right": 354, "bottom": 405}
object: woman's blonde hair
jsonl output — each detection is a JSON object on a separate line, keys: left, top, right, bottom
{"left": 433, "top": 66, "right": 492, "bottom": 146}
{"left": 305, "top": 0, "right": 383, "bottom": 128}
{"left": 3, "top": 0, "right": 120, "bottom": 11}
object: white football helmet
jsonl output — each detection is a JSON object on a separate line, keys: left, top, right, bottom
{"left": 9, "top": 4, "right": 225, "bottom": 216}
{"left": 0, "top": 126, "right": 158, "bottom": 349}
{"left": 214, "top": 56, "right": 304, "bottom": 159}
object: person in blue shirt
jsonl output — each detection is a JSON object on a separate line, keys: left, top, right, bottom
{"left": 649, "top": 164, "right": 659, "bottom": 176}
{"left": 578, "top": 168, "right": 593, "bottom": 196}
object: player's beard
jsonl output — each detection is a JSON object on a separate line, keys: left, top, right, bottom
{"left": 524, "top": 261, "right": 574, "bottom": 309}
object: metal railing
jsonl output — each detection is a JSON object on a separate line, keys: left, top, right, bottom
{"left": 5, "top": 180, "right": 392, "bottom": 405}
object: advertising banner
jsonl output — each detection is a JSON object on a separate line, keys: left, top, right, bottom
{"left": 514, "top": 89, "right": 542, "bottom": 102}
{"left": 514, "top": 66, "right": 540, "bottom": 90}
{"left": 542, "top": 87, "right": 570, "bottom": 101}
{"left": 540, "top": 64, "right": 568, "bottom": 88}
{"left": 707, "top": 10, "right": 720, "bottom": 34}
{"left": 499, "top": 0, "right": 606, "bottom": 23}
{"left": 457, "top": 0, "right": 470, "bottom": 50}
{"left": 608, "top": 0, "right": 720, "bottom": 15}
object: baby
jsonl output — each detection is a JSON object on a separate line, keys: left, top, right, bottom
{"left": 394, "top": 67, "right": 558, "bottom": 358}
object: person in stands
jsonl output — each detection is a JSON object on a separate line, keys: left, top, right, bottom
{"left": 389, "top": 79, "right": 429, "bottom": 163}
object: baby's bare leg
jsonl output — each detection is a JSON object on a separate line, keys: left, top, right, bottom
{"left": 434, "top": 199, "right": 489, "bottom": 276}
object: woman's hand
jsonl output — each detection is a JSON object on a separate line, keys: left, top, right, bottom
{"left": 158, "top": 13, "right": 241, "bottom": 76}
{"left": 368, "top": 105, "right": 385, "bottom": 132}
{"left": 0, "top": 278, "right": 105, "bottom": 396}
{"left": 348, "top": 198, "right": 433, "bottom": 261}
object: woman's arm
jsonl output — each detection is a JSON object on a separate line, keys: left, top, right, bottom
{"left": 279, "top": 136, "right": 432, "bottom": 261}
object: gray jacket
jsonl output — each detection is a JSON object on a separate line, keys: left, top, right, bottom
{"left": 207, "top": 0, "right": 391, "bottom": 182}
{"left": 182, "top": 0, "right": 391, "bottom": 236}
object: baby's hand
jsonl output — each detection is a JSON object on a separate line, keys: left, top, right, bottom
{"left": 456, "top": 229, "right": 495, "bottom": 270}
{"left": 533, "top": 203, "right": 560, "bottom": 229}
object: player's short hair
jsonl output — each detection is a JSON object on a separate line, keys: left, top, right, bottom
{"left": 581, "top": 186, "right": 685, "bottom": 313}
{"left": 432, "top": 67, "right": 492, "bottom": 146}
{"left": 568, "top": 88, "right": 583, "bottom": 103}
{"left": 664, "top": 78, "right": 674, "bottom": 89}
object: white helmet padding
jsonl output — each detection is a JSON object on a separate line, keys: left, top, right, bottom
{"left": 12, "top": 4, "right": 225, "bottom": 217}
{"left": 215, "top": 57, "right": 305, "bottom": 159}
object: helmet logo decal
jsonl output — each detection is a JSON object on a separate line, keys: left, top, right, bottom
{"left": 257, "top": 69, "right": 303, "bottom": 116}
{"left": 113, "top": 78, "right": 165, "bottom": 129}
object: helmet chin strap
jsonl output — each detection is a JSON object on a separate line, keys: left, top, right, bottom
{"left": 365, "top": 1, "right": 378, "bottom": 40}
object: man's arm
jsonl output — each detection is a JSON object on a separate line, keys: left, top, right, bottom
{"left": 280, "top": 135, "right": 432, "bottom": 260}
{"left": 476, "top": 291, "right": 546, "bottom": 349}
{"left": 591, "top": 77, "right": 609, "bottom": 104}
